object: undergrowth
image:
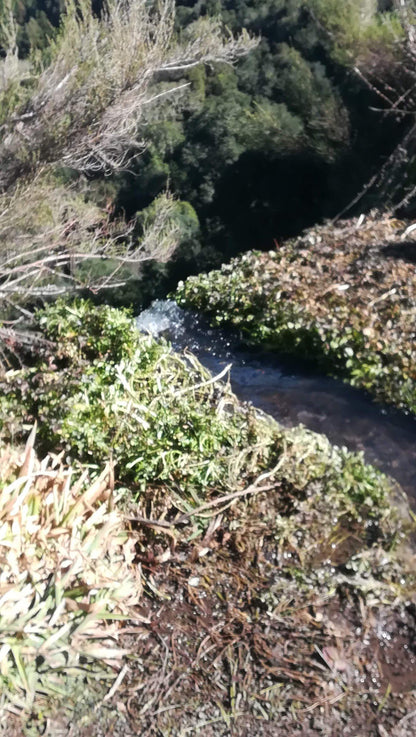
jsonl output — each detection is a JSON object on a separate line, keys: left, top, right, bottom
{"left": 0, "top": 300, "right": 277, "bottom": 497}
{"left": 174, "top": 214, "right": 416, "bottom": 415}
{"left": 0, "top": 299, "right": 396, "bottom": 514}
{"left": 0, "top": 298, "right": 414, "bottom": 733}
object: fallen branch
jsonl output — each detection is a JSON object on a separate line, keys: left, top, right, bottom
{"left": 128, "top": 462, "right": 283, "bottom": 528}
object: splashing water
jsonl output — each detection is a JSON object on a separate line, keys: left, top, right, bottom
{"left": 137, "top": 300, "right": 416, "bottom": 502}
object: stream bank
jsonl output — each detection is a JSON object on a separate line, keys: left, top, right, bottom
{"left": 1, "top": 297, "right": 416, "bottom": 736}
{"left": 137, "top": 299, "right": 416, "bottom": 504}
{"left": 175, "top": 213, "right": 416, "bottom": 417}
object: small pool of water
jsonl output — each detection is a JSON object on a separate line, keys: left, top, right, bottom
{"left": 137, "top": 300, "right": 416, "bottom": 503}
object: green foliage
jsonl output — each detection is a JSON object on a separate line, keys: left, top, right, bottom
{"left": 309, "top": 0, "right": 376, "bottom": 62}
{"left": 113, "top": 0, "right": 407, "bottom": 258}
{"left": 37, "top": 299, "right": 138, "bottom": 362}
{"left": 310, "top": 0, "right": 403, "bottom": 65}
{"left": 3, "top": 0, "right": 61, "bottom": 56}
{"left": 170, "top": 0, "right": 353, "bottom": 210}
{"left": 0, "top": 75, "right": 26, "bottom": 127}
{"left": 174, "top": 217, "right": 416, "bottom": 415}
{"left": 1, "top": 2, "right": 415, "bottom": 730}
{"left": 1, "top": 300, "right": 276, "bottom": 493}
{"left": 276, "top": 45, "right": 350, "bottom": 154}
{"left": 135, "top": 197, "right": 200, "bottom": 246}
{"left": 0, "top": 300, "right": 396, "bottom": 523}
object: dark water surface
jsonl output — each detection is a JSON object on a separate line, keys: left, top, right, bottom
{"left": 137, "top": 300, "right": 416, "bottom": 504}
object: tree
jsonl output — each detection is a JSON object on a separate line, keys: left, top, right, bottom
{"left": 132, "top": 0, "right": 388, "bottom": 256}
{"left": 0, "top": 0, "right": 255, "bottom": 321}
{"left": 310, "top": 0, "right": 416, "bottom": 214}
{"left": 356, "top": 0, "right": 416, "bottom": 211}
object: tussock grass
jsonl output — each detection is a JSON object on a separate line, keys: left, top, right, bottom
{"left": 0, "top": 427, "right": 141, "bottom": 730}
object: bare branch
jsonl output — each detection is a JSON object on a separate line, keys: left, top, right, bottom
{"left": 0, "top": 0, "right": 256, "bottom": 314}
{"left": 0, "top": 0, "right": 257, "bottom": 186}
{"left": 0, "top": 180, "right": 182, "bottom": 307}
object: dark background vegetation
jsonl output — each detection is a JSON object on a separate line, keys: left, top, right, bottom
{"left": 4, "top": 0, "right": 413, "bottom": 305}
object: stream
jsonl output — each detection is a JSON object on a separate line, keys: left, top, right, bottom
{"left": 137, "top": 299, "right": 416, "bottom": 504}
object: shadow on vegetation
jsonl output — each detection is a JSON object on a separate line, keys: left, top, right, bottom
{"left": 383, "top": 240, "right": 416, "bottom": 264}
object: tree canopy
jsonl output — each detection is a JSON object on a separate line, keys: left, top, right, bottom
{"left": 113, "top": 0, "right": 416, "bottom": 262}
{"left": 0, "top": 0, "right": 254, "bottom": 317}
{"left": 0, "top": 0, "right": 415, "bottom": 317}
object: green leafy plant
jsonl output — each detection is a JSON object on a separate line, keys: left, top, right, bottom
{"left": 174, "top": 214, "right": 416, "bottom": 414}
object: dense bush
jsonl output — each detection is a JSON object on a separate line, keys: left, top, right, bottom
{"left": 4, "top": 0, "right": 411, "bottom": 285}
{"left": 118, "top": 0, "right": 409, "bottom": 261}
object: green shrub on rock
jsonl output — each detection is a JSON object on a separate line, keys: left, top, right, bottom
{"left": 0, "top": 299, "right": 397, "bottom": 527}
{"left": 174, "top": 215, "right": 416, "bottom": 415}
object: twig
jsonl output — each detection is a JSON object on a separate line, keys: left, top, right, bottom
{"left": 127, "top": 515, "right": 176, "bottom": 530}
{"left": 368, "top": 288, "right": 396, "bottom": 307}
{"left": 172, "top": 363, "right": 232, "bottom": 398}
{"left": 103, "top": 663, "right": 129, "bottom": 702}
{"left": 303, "top": 690, "right": 346, "bottom": 713}
{"left": 175, "top": 481, "right": 279, "bottom": 521}
{"left": 396, "top": 708, "right": 416, "bottom": 727}
{"left": 128, "top": 464, "right": 283, "bottom": 528}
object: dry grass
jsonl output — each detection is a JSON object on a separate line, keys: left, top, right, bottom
{"left": 0, "top": 426, "right": 142, "bottom": 731}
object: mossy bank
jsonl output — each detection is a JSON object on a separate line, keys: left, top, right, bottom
{"left": 1, "top": 300, "right": 416, "bottom": 736}
{"left": 175, "top": 214, "right": 416, "bottom": 416}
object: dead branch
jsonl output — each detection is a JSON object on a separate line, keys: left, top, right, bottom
{"left": 0, "top": 1, "right": 256, "bottom": 187}
{"left": 0, "top": 0, "right": 256, "bottom": 315}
